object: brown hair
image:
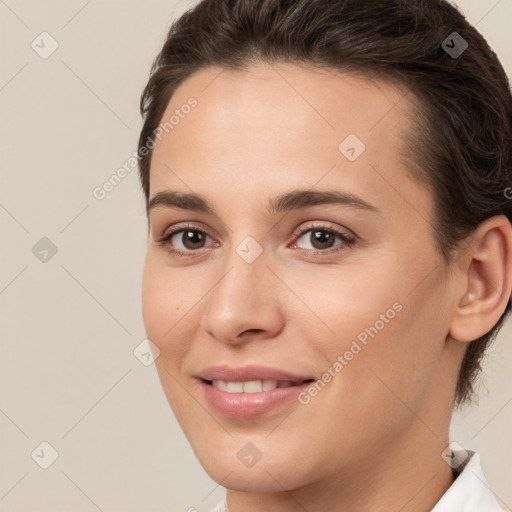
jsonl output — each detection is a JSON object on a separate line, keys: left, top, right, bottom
{"left": 138, "top": 0, "right": 512, "bottom": 406}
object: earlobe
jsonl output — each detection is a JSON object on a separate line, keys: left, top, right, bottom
{"left": 449, "top": 215, "right": 512, "bottom": 343}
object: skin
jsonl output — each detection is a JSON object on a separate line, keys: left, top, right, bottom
{"left": 141, "top": 62, "right": 512, "bottom": 512}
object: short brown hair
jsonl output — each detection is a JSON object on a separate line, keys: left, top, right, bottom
{"left": 138, "top": 0, "right": 512, "bottom": 406}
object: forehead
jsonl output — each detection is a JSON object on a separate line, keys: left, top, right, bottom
{"left": 149, "top": 61, "right": 429, "bottom": 219}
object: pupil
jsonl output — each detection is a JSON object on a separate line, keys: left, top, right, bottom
{"left": 183, "top": 230, "right": 204, "bottom": 249}
{"left": 311, "top": 230, "right": 334, "bottom": 249}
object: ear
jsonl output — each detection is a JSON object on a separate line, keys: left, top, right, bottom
{"left": 449, "top": 215, "right": 512, "bottom": 343}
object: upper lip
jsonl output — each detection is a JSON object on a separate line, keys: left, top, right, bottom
{"left": 197, "top": 365, "right": 314, "bottom": 383}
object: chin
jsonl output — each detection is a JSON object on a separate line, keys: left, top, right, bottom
{"left": 190, "top": 436, "right": 316, "bottom": 493}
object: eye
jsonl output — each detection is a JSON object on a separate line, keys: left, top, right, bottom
{"left": 157, "top": 224, "right": 217, "bottom": 256}
{"left": 290, "top": 224, "right": 355, "bottom": 254}
{"left": 156, "top": 222, "right": 355, "bottom": 258}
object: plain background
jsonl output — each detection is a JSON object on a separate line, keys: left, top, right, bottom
{"left": 0, "top": 0, "right": 511, "bottom": 510}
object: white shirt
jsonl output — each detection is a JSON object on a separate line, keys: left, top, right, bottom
{"left": 209, "top": 451, "right": 504, "bottom": 511}
{"left": 431, "top": 451, "right": 504, "bottom": 511}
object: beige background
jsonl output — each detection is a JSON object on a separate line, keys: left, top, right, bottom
{"left": 0, "top": 0, "right": 510, "bottom": 510}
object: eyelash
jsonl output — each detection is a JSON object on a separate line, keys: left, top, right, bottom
{"left": 156, "top": 222, "right": 356, "bottom": 258}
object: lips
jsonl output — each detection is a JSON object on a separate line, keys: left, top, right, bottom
{"left": 196, "top": 365, "right": 315, "bottom": 418}
{"left": 197, "top": 364, "right": 314, "bottom": 383}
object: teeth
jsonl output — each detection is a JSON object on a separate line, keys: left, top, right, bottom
{"left": 226, "top": 382, "right": 243, "bottom": 393}
{"left": 214, "top": 379, "right": 227, "bottom": 391}
{"left": 242, "top": 380, "right": 263, "bottom": 393}
{"left": 262, "top": 379, "right": 278, "bottom": 391}
{"left": 211, "top": 379, "right": 284, "bottom": 392}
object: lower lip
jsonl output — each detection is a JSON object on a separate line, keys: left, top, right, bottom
{"left": 200, "top": 380, "right": 312, "bottom": 418}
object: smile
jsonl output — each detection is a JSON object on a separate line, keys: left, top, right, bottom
{"left": 197, "top": 367, "right": 316, "bottom": 418}
{"left": 209, "top": 379, "right": 310, "bottom": 393}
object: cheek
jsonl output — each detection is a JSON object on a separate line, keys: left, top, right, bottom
{"left": 288, "top": 262, "right": 400, "bottom": 351}
{"left": 141, "top": 255, "right": 189, "bottom": 359}
{"left": 141, "top": 257, "right": 196, "bottom": 418}
{"left": 141, "top": 262, "right": 167, "bottom": 341}
{"left": 294, "top": 254, "right": 447, "bottom": 405}
{"left": 335, "top": 280, "right": 448, "bottom": 419}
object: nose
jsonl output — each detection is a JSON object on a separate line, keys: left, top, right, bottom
{"left": 200, "top": 244, "right": 285, "bottom": 346}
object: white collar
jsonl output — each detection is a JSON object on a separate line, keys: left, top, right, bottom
{"left": 431, "top": 450, "right": 504, "bottom": 511}
{"left": 210, "top": 451, "right": 504, "bottom": 512}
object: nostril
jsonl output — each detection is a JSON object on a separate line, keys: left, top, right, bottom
{"left": 241, "top": 329, "right": 264, "bottom": 336}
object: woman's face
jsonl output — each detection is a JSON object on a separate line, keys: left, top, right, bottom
{"left": 142, "top": 62, "right": 462, "bottom": 491}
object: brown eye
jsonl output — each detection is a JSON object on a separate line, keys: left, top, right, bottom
{"left": 309, "top": 230, "right": 337, "bottom": 250}
{"left": 157, "top": 222, "right": 220, "bottom": 257}
{"left": 170, "top": 229, "right": 210, "bottom": 251}
{"left": 294, "top": 228, "right": 353, "bottom": 252}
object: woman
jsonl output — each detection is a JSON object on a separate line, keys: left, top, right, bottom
{"left": 138, "top": 0, "right": 512, "bottom": 510}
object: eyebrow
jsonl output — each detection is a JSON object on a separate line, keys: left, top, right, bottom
{"left": 147, "top": 189, "right": 381, "bottom": 216}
